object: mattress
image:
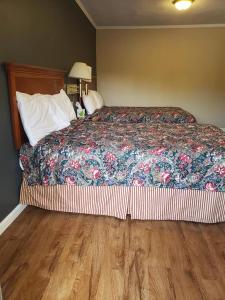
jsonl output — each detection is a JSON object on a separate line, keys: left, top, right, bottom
{"left": 20, "top": 120, "right": 225, "bottom": 223}
{"left": 20, "top": 120, "right": 225, "bottom": 193}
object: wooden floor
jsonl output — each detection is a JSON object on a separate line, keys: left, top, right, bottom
{"left": 0, "top": 207, "right": 225, "bottom": 300}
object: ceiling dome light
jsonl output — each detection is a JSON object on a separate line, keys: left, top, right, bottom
{"left": 173, "top": 0, "right": 194, "bottom": 11}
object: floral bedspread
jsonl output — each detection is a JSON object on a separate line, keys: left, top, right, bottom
{"left": 86, "top": 106, "right": 196, "bottom": 124}
{"left": 20, "top": 121, "right": 225, "bottom": 192}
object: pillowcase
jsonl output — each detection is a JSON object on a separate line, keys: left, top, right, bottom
{"left": 83, "top": 94, "right": 97, "bottom": 114}
{"left": 16, "top": 91, "right": 71, "bottom": 146}
{"left": 50, "top": 89, "right": 76, "bottom": 123}
{"left": 89, "top": 90, "right": 104, "bottom": 109}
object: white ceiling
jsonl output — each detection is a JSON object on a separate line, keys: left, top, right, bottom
{"left": 76, "top": 0, "right": 225, "bottom": 28}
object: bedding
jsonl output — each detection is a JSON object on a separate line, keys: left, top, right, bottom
{"left": 16, "top": 91, "right": 72, "bottom": 146}
{"left": 85, "top": 106, "right": 196, "bottom": 124}
{"left": 20, "top": 120, "right": 225, "bottom": 192}
{"left": 83, "top": 94, "right": 97, "bottom": 114}
{"left": 88, "top": 90, "right": 104, "bottom": 109}
{"left": 50, "top": 89, "right": 76, "bottom": 122}
{"left": 20, "top": 181, "right": 225, "bottom": 222}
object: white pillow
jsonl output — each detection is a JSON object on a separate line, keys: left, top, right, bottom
{"left": 16, "top": 91, "right": 70, "bottom": 146}
{"left": 50, "top": 89, "right": 76, "bottom": 122}
{"left": 31, "top": 89, "right": 76, "bottom": 123}
{"left": 89, "top": 90, "right": 104, "bottom": 109}
{"left": 83, "top": 94, "right": 97, "bottom": 114}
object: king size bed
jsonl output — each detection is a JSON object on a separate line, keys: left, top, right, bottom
{"left": 6, "top": 63, "right": 225, "bottom": 223}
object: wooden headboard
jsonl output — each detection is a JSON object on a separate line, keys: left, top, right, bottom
{"left": 6, "top": 63, "right": 66, "bottom": 149}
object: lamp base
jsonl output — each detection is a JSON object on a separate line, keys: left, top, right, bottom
{"left": 77, "top": 79, "right": 84, "bottom": 108}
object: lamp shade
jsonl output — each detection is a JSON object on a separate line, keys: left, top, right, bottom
{"left": 84, "top": 65, "right": 92, "bottom": 82}
{"left": 69, "top": 62, "right": 91, "bottom": 80}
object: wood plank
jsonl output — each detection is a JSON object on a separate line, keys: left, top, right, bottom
{"left": 0, "top": 207, "right": 224, "bottom": 300}
{"left": 180, "top": 222, "right": 219, "bottom": 280}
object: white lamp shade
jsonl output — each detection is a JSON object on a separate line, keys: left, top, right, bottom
{"left": 84, "top": 66, "right": 92, "bottom": 82}
{"left": 69, "top": 62, "right": 91, "bottom": 80}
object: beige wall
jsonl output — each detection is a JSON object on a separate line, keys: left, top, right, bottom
{"left": 97, "top": 28, "right": 225, "bottom": 128}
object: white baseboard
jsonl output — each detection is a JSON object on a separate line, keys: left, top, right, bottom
{"left": 0, "top": 285, "right": 2, "bottom": 300}
{"left": 0, "top": 204, "right": 27, "bottom": 235}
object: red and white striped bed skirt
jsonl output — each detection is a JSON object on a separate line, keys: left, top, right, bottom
{"left": 20, "top": 180, "right": 225, "bottom": 223}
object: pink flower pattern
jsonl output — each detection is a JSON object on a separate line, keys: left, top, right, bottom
{"left": 20, "top": 120, "right": 225, "bottom": 192}
{"left": 86, "top": 106, "right": 196, "bottom": 124}
{"left": 70, "top": 160, "right": 81, "bottom": 170}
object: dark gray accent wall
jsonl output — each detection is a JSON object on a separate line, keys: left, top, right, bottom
{"left": 0, "top": 0, "right": 96, "bottom": 221}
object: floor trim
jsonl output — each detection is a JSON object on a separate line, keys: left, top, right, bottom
{"left": 0, "top": 285, "right": 2, "bottom": 300}
{"left": 0, "top": 204, "right": 27, "bottom": 235}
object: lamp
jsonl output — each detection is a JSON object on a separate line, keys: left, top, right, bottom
{"left": 173, "top": 0, "right": 194, "bottom": 11}
{"left": 69, "top": 62, "right": 91, "bottom": 100}
{"left": 84, "top": 65, "right": 92, "bottom": 95}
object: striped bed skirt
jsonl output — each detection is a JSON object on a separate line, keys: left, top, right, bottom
{"left": 20, "top": 180, "right": 225, "bottom": 223}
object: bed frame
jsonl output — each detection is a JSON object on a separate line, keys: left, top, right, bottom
{"left": 6, "top": 63, "right": 66, "bottom": 149}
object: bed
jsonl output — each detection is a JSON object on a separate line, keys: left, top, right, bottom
{"left": 7, "top": 63, "right": 225, "bottom": 223}
{"left": 85, "top": 106, "right": 196, "bottom": 124}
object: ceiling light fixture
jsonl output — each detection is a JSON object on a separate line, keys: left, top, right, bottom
{"left": 173, "top": 0, "right": 194, "bottom": 11}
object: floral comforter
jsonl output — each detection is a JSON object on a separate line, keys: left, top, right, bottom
{"left": 86, "top": 106, "right": 196, "bottom": 124}
{"left": 20, "top": 121, "right": 225, "bottom": 192}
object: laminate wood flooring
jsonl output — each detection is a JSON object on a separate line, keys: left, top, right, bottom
{"left": 0, "top": 207, "right": 224, "bottom": 300}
